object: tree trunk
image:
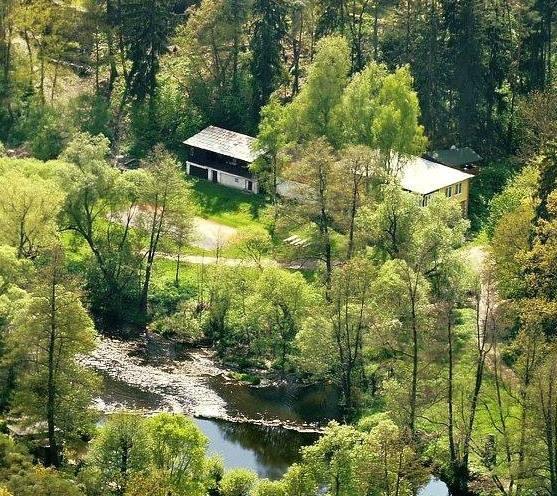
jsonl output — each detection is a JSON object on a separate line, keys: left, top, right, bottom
{"left": 406, "top": 268, "right": 420, "bottom": 435}
{"left": 447, "top": 306, "right": 457, "bottom": 463}
{"left": 373, "top": 0, "right": 379, "bottom": 59}
{"left": 174, "top": 252, "right": 180, "bottom": 287}
{"left": 346, "top": 173, "right": 359, "bottom": 259}
{"left": 46, "top": 273, "right": 59, "bottom": 467}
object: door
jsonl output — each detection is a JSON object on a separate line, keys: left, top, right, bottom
{"left": 212, "top": 170, "right": 218, "bottom": 183}
{"left": 246, "top": 180, "right": 253, "bottom": 192}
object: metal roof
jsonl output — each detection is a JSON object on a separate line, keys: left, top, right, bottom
{"left": 399, "top": 156, "right": 474, "bottom": 195}
{"left": 183, "top": 126, "right": 263, "bottom": 163}
{"left": 427, "top": 147, "right": 482, "bottom": 167}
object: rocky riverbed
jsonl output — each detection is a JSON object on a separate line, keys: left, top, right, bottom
{"left": 79, "top": 335, "right": 324, "bottom": 433}
{"left": 79, "top": 336, "right": 228, "bottom": 417}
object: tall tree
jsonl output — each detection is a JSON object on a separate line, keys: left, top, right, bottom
{"left": 137, "top": 145, "right": 194, "bottom": 315}
{"left": 249, "top": 0, "right": 287, "bottom": 113}
{"left": 297, "top": 258, "right": 376, "bottom": 412}
{"left": 120, "top": 0, "right": 175, "bottom": 101}
{"left": 0, "top": 168, "right": 64, "bottom": 259}
{"left": 8, "top": 251, "right": 98, "bottom": 467}
{"left": 282, "top": 139, "right": 342, "bottom": 286}
{"left": 59, "top": 133, "right": 145, "bottom": 326}
{"left": 284, "top": 35, "right": 350, "bottom": 143}
{"left": 87, "top": 414, "right": 150, "bottom": 496}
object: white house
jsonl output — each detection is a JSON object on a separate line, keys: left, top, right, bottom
{"left": 183, "top": 126, "right": 263, "bottom": 193}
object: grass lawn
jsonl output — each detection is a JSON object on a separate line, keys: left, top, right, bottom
{"left": 192, "top": 179, "right": 268, "bottom": 229}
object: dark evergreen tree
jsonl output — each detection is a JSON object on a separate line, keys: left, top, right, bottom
{"left": 536, "top": 141, "right": 557, "bottom": 221}
{"left": 120, "top": 0, "right": 175, "bottom": 101}
{"left": 250, "top": 0, "right": 287, "bottom": 113}
{"left": 443, "top": 0, "right": 486, "bottom": 147}
{"left": 520, "top": 0, "right": 556, "bottom": 91}
{"left": 317, "top": 0, "right": 347, "bottom": 36}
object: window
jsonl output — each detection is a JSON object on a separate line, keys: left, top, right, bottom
{"left": 455, "top": 182, "right": 462, "bottom": 195}
{"left": 422, "top": 194, "right": 431, "bottom": 207}
{"left": 234, "top": 177, "right": 239, "bottom": 183}
{"left": 445, "top": 186, "right": 452, "bottom": 198}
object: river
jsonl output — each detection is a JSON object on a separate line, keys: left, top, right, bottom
{"left": 86, "top": 337, "right": 448, "bottom": 493}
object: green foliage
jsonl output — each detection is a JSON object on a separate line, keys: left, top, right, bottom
{"left": 199, "top": 265, "right": 318, "bottom": 368}
{"left": 335, "top": 64, "right": 426, "bottom": 161}
{"left": 2, "top": 1, "right": 557, "bottom": 493}
{"left": 168, "top": 0, "right": 255, "bottom": 132}
{"left": 534, "top": 141, "right": 557, "bottom": 221}
{"left": 0, "top": 165, "right": 64, "bottom": 258}
{"left": 230, "top": 227, "right": 273, "bottom": 267}
{"left": 85, "top": 414, "right": 150, "bottom": 496}
{"left": 299, "top": 420, "right": 427, "bottom": 496}
{"left": 146, "top": 413, "right": 208, "bottom": 495}
{"left": 8, "top": 259, "right": 100, "bottom": 463}
{"left": 67, "top": 94, "right": 112, "bottom": 139}
{"left": 252, "top": 479, "right": 286, "bottom": 496}
{"left": 229, "top": 371, "right": 261, "bottom": 385}
{"left": 3, "top": 438, "right": 81, "bottom": 496}
{"left": 148, "top": 300, "right": 205, "bottom": 342}
{"left": 468, "top": 160, "right": 516, "bottom": 232}
{"left": 129, "top": 80, "right": 204, "bottom": 157}
{"left": 83, "top": 413, "right": 211, "bottom": 496}
{"left": 16, "top": 103, "right": 71, "bottom": 160}
{"left": 219, "top": 468, "right": 257, "bottom": 496}
{"left": 485, "top": 165, "right": 539, "bottom": 238}
{"left": 285, "top": 36, "right": 350, "bottom": 143}
{"left": 120, "top": 0, "right": 176, "bottom": 101}
{"left": 6, "top": 466, "right": 84, "bottom": 496}
{"left": 249, "top": 0, "right": 287, "bottom": 113}
{"left": 58, "top": 133, "right": 145, "bottom": 327}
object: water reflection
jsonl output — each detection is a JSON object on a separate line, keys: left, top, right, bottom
{"left": 99, "top": 374, "right": 448, "bottom": 493}
{"left": 208, "top": 377, "right": 341, "bottom": 424}
{"left": 419, "top": 478, "right": 449, "bottom": 496}
{"left": 196, "top": 419, "right": 316, "bottom": 479}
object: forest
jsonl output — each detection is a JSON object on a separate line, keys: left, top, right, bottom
{"left": 1, "top": 0, "right": 557, "bottom": 495}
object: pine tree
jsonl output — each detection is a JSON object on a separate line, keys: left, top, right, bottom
{"left": 249, "top": 0, "right": 287, "bottom": 113}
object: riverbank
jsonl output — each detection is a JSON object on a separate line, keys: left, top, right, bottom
{"left": 79, "top": 335, "right": 327, "bottom": 432}
{"left": 81, "top": 335, "right": 448, "bottom": 493}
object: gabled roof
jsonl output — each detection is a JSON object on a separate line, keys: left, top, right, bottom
{"left": 399, "top": 156, "right": 474, "bottom": 195}
{"left": 184, "top": 126, "right": 263, "bottom": 163}
{"left": 427, "top": 147, "right": 482, "bottom": 167}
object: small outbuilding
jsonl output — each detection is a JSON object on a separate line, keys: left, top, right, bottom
{"left": 183, "top": 126, "right": 263, "bottom": 193}
{"left": 425, "top": 146, "right": 482, "bottom": 173}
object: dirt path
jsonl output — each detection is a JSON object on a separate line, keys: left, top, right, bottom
{"left": 159, "top": 252, "right": 316, "bottom": 270}
{"left": 465, "top": 244, "right": 517, "bottom": 384}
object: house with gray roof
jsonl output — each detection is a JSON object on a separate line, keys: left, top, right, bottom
{"left": 183, "top": 126, "right": 474, "bottom": 216}
{"left": 183, "top": 126, "right": 264, "bottom": 193}
{"left": 399, "top": 156, "right": 474, "bottom": 214}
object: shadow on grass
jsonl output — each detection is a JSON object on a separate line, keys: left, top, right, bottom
{"left": 192, "top": 179, "right": 267, "bottom": 225}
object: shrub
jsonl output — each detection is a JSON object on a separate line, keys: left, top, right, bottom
{"left": 219, "top": 469, "right": 257, "bottom": 496}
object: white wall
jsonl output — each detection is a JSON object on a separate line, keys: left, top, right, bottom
{"left": 218, "top": 171, "right": 258, "bottom": 193}
{"left": 186, "top": 161, "right": 258, "bottom": 193}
